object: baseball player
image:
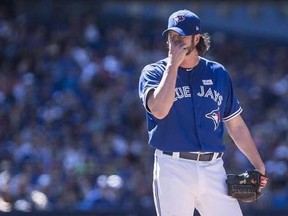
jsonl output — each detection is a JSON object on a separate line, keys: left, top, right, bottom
{"left": 138, "top": 9, "right": 267, "bottom": 216}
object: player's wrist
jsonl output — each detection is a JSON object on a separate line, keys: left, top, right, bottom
{"left": 254, "top": 166, "right": 265, "bottom": 176}
{"left": 166, "top": 61, "right": 179, "bottom": 72}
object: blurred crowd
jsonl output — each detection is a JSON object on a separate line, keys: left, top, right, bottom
{"left": 0, "top": 2, "right": 287, "bottom": 214}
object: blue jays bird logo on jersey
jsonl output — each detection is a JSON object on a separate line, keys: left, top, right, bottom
{"left": 205, "top": 107, "right": 221, "bottom": 131}
{"left": 173, "top": 15, "right": 185, "bottom": 24}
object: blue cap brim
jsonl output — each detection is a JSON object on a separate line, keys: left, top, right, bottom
{"left": 162, "top": 27, "right": 186, "bottom": 36}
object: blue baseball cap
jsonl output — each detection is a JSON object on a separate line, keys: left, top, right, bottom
{"left": 162, "top": 9, "right": 201, "bottom": 36}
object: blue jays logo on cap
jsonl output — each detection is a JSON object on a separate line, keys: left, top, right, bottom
{"left": 173, "top": 15, "right": 185, "bottom": 24}
{"left": 162, "top": 9, "right": 201, "bottom": 36}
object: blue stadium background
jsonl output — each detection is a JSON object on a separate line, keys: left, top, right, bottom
{"left": 0, "top": 0, "right": 287, "bottom": 215}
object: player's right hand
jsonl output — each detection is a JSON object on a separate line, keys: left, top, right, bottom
{"left": 168, "top": 35, "right": 188, "bottom": 67}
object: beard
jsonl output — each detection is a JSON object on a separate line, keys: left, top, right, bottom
{"left": 185, "top": 43, "right": 196, "bottom": 55}
{"left": 185, "top": 35, "right": 196, "bottom": 55}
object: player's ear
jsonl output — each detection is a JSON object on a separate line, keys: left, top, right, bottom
{"left": 194, "top": 34, "right": 201, "bottom": 45}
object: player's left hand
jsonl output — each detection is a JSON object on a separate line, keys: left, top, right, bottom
{"left": 258, "top": 173, "right": 268, "bottom": 192}
{"left": 226, "top": 170, "right": 268, "bottom": 202}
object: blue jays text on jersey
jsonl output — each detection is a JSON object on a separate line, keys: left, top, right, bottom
{"left": 138, "top": 57, "right": 242, "bottom": 152}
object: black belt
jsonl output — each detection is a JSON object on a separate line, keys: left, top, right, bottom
{"left": 162, "top": 151, "right": 223, "bottom": 161}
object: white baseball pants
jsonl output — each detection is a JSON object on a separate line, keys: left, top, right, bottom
{"left": 153, "top": 149, "right": 243, "bottom": 216}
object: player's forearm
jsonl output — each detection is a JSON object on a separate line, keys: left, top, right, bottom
{"left": 225, "top": 117, "right": 266, "bottom": 175}
{"left": 147, "top": 65, "right": 178, "bottom": 119}
{"left": 233, "top": 130, "right": 265, "bottom": 174}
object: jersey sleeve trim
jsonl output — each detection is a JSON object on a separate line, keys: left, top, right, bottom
{"left": 222, "top": 107, "right": 243, "bottom": 122}
{"left": 143, "top": 87, "right": 155, "bottom": 114}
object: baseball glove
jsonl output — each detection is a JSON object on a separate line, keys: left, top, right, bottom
{"left": 226, "top": 170, "right": 268, "bottom": 202}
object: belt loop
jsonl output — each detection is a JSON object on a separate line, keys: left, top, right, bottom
{"left": 197, "top": 154, "right": 200, "bottom": 161}
{"left": 214, "top": 152, "right": 222, "bottom": 160}
{"left": 173, "top": 152, "right": 180, "bottom": 159}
